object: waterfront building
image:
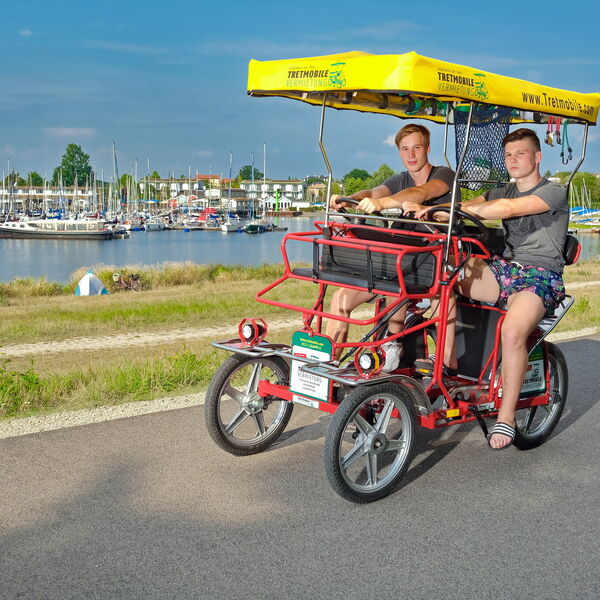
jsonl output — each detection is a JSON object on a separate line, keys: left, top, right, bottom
{"left": 240, "top": 179, "right": 306, "bottom": 203}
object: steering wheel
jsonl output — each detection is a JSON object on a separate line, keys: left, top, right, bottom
{"left": 424, "top": 206, "right": 489, "bottom": 242}
{"left": 333, "top": 197, "right": 389, "bottom": 228}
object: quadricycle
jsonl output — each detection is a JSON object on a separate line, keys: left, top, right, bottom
{"left": 205, "top": 51, "right": 600, "bottom": 502}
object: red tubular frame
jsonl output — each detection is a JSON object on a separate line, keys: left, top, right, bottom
{"left": 235, "top": 219, "right": 557, "bottom": 430}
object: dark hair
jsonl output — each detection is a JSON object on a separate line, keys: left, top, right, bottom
{"left": 502, "top": 128, "right": 541, "bottom": 151}
{"left": 394, "top": 124, "right": 430, "bottom": 148}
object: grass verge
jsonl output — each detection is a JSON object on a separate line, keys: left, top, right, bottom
{"left": 1, "top": 260, "right": 599, "bottom": 421}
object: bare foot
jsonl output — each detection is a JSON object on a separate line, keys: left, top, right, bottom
{"left": 488, "top": 421, "right": 516, "bottom": 450}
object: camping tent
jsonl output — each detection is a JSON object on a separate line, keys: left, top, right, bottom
{"left": 74, "top": 270, "right": 109, "bottom": 296}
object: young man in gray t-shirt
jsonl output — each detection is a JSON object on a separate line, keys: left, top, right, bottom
{"left": 417, "top": 128, "right": 568, "bottom": 450}
{"left": 327, "top": 124, "right": 456, "bottom": 372}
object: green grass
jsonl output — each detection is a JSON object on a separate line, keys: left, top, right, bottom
{"left": 1, "top": 259, "right": 599, "bottom": 421}
{"left": 0, "top": 349, "right": 226, "bottom": 418}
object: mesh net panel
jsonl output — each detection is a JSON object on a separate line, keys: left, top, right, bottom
{"left": 453, "top": 105, "right": 512, "bottom": 192}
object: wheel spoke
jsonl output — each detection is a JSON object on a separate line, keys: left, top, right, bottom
{"left": 246, "top": 362, "right": 263, "bottom": 394}
{"left": 224, "top": 408, "right": 251, "bottom": 434}
{"left": 365, "top": 452, "right": 378, "bottom": 487}
{"left": 384, "top": 438, "right": 406, "bottom": 452}
{"left": 224, "top": 383, "right": 245, "bottom": 404}
{"left": 253, "top": 411, "right": 267, "bottom": 435}
{"left": 354, "top": 412, "right": 375, "bottom": 436}
{"left": 341, "top": 439, "right": 367, "bottom": 471}
{"left": 374, "top": 398, "right": 394, "bottom": 433}
{"left": 522, "top": 406, "right": 538, "bottom": 433}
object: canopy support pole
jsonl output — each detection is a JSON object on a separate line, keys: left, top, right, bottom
{"left": 319, "top": 94, "right": 333, "bottom": 221}
{"left": 442, "top": 102, "right": 452, "bottom": 169}
{"left": 444, "top": 102, "right": 474, "bottom": 264}
{"left": 566, "top": 122, "right": 589, "bottom": 192}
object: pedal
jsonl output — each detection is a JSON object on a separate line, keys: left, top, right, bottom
{"left": 414, "top": 358, "right": 434, "bottom": 376}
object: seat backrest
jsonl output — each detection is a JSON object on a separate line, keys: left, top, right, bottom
{"left": 563, "top": 234, "right": 581, "bottom": 266}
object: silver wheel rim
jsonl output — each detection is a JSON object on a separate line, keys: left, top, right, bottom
{"left": 338, "top": 392, "right": 412, "bottom": 494}
{"left": 217, "top": 359, "right": 288, "bottom": 446}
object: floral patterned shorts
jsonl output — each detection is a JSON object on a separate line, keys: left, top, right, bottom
{"left": 486, "top": 256, "right": 566, "bottom": 314}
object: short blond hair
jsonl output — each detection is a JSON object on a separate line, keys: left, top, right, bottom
{"left": 394, "top": 124, "right": 431, "bottom": 148}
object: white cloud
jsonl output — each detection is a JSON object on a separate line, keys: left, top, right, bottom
{"left": 18, "top": 29, "right": 32, "bottom": 37}
{"left": 43, "top": 127, "right": 96, "bottom": 138}
{"left": 383, "top": 134, "right": 396, "bottom": 146}
{"left": 195, "top": 150, "right": 214, "bottom": 158}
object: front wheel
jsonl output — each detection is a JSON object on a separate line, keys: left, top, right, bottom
{"left": 513, "top": 343, "right": 567, "bottom": 450}
{"left": 130, "top": 279, "right": 142, "bottom": 292}
{"left": 324, "top": 382, "right": 418, "bottom": 503}
{"left": 204, "top": 354, "right": 293, "bottom": 455}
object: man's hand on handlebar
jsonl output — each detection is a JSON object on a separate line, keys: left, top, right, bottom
{"left": 357, "top": 197, "right": 384, "bottom": 214}
{"left": 414, "top": 206, "right": 450, "bottom": 221}
{"left": 329, "top": 194, "right": 358, "bottom": 210}
{"left": 330, "top": 194, "right": 382, "bottom": 214}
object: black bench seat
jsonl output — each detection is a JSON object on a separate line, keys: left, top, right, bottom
{"left": 290, "top": 225, "right": 442, "bottom": 295}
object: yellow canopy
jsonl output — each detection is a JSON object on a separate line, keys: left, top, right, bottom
{"left": 248, "top": 51, "right": 600, "bottom": 125}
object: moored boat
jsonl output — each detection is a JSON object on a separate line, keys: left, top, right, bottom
{"left": 0, "top": 219, "right": 113, "bottom": 240}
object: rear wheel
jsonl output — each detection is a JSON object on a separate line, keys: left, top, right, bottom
{"left": 324, "top": 382, "right": 418, "bottom": 503}
{"left": 513, "top": 343, "right": 567, "bottom": 450}
{"left": 204, "top": 354, "right": 293, "bottom": 455}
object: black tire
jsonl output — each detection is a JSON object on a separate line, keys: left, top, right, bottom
{"left": 324, "top": 382, "right": 418, "bottom": 503}
{"left": 513, "top": 343, "right": 567, "bottom": 450}
{"left": 204, "top": 354, "right": 293, "bottom": 455}
{"left": 130, "top": 279, "right": 142, "bottom": 292}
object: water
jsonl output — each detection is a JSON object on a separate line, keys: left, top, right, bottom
{"left": 1, "top": 216, "right": 599, "bottom": 284}
{"left": 0, "top": 217, "right": 319, "bottom": 283}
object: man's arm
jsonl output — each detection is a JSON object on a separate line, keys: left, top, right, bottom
{"left": 329, "top": 184, "right": 391, "bottom": 210}
{"left": 358, "top": 179, "right": 450, "bottom": 214}
{"left": 461, "top": 194, "right": 551, "bottom": 220}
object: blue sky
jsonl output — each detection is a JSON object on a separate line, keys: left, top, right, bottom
{"left": 1, "top": 0, "right": 599, "bottom": 183}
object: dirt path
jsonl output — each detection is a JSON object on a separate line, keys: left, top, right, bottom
{"left": 1, "top": 280, "right": 598, "bottom": 357}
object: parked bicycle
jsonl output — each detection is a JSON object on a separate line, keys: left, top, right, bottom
{"left": 112, "top": 272, "right": 142, "bottom": 292}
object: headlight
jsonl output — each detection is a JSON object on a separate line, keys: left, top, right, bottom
{"left": 354, "top": 347, "right": 383, "bottom": 377}
{"left": 238, "top": 318, "right": 267, "bottom": 345}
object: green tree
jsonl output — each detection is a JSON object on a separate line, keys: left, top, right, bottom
{"left": 27, "top": 171, "right": 44, "bottom": 186}
{"left": 343, "top": 177, "right": 368, "bottom": 196}
{"left": 343, "top": 168, "right": 370, "bottom": 182}
{"left": 52, "top": 144, "right": 92, "bottom": 186}
{"left": 305, "top": 175, "right": 325, "bottom": 185}
{"left": 367, "top": 164, "right": 395, "bottom": 187}
{"left": 3, "top": 173, "right": 26, "bottom": 186}
{"left": 238, "top": 165, "right": 264, "bottom": 181}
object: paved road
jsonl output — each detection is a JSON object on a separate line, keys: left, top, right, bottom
{"left": 1, "top": 335, "right": 599, "bottom": 600}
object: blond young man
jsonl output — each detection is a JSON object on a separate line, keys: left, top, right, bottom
{"left": 326, "top": 124, "right": 455, "bottom": 371}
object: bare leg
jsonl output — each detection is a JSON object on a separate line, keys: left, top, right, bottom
{"left": 325, "top": 288, "right": 375, "bottom": 357}
{"left": 440, "top": 258, "right": 500, "bottom": 370}
{"left": 490, "top": 291, "right": 545, "bottom": 449}
{"left": 387, "top": 303, "right": 409, "bottom": 334}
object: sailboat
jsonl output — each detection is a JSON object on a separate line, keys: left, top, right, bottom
{"left": 221, "top": 151, "right": 241, "bottom": 232}
{"left": 243, "top": 142, "right": 278, "bottom": 234}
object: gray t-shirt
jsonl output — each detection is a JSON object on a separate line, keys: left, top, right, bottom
{"left": 382, "top": 166, "right": 455, "bottom": 205}
{"left": 484, "top": 178, "right": 568, "bottom": 274}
